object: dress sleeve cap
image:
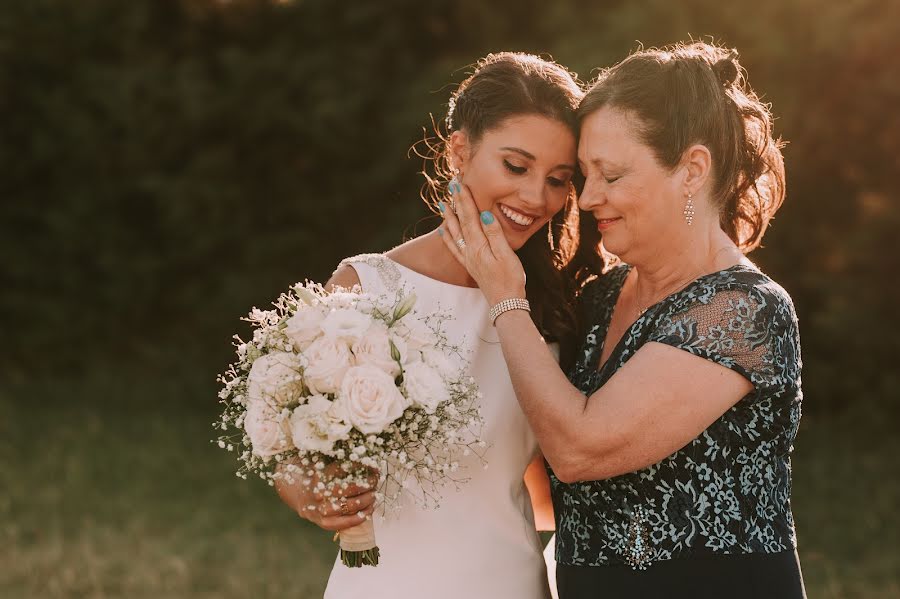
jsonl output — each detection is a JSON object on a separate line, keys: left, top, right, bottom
{"left": 648, "top": 283, "right": 799, "bottom": 391}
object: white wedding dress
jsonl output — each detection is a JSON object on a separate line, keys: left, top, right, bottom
{"left": 323, "top": 254, "right": 553, "bottom": 599}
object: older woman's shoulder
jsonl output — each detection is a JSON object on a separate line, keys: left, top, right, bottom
{"left": 675, "top": 264, "right": 799, "bottom": 343}
{"left": 714, "top": 264, "right": 798, "bottom": 315}
{"left": 651, "top": 264, "right": 802, "bottom": 388}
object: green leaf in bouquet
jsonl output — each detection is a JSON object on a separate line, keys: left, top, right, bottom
{"left": 389, "top": 339, "right": 402, "bottom": 363}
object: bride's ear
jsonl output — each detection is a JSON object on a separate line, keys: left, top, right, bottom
{"left": 447, "top": 130, "right": 471, "bottom": 173}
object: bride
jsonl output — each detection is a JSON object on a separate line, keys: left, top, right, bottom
{"left": 274, "top": 52, "right": 599, "bottom": 598}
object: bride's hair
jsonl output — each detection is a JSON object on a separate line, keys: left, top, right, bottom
{"left": 415, "top": 52, "right": 603, "bottom": 369}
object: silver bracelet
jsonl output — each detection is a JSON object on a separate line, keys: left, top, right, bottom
{"left": 489, "top": 298, "right": 531, "bottom": 325}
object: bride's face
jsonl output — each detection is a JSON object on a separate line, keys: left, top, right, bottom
{"left": 454, "top": 115, "right": 577, "bottom": 251}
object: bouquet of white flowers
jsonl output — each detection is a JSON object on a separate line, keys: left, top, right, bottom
{"left": 214, "top": 282, "right": 485, "bottom": 567}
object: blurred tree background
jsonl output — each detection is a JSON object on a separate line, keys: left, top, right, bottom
{"left": 2, "top": 0, "right": 898, "bottom": 597}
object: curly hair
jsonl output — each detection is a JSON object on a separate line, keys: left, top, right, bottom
{"left": 414, "top": 52, "right": 602, "bottom": 369}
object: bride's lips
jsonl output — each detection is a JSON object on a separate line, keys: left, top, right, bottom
{"left": 498, "top": 203, "right": 539, "bottom": 232}
{"left": 596, "top": 217, "right": 621, "bottom": 232}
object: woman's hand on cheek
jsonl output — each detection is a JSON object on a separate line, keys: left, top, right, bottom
{"left": 439, "top": 185, "right": 527, "bottom": 305}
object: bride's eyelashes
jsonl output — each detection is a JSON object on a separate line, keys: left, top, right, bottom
{"left": 503, "top": 159, "right": 570, "bottom": 188}
{"left": 503, "top": 159, "right": 526, "bottom": 174}
{"left": 547, "top": 176, "right": 569, "bottom": 188}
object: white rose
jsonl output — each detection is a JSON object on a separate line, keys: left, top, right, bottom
{"left": 421, "top": 347, "right": 463, "bottom": 378}
{"left": 320, "top": 308, "right": 372, "bottom": 343}
{"left": 247, "top": 351, "right": 305, "bottom": 409}
{"left": 283, "top": 306, "right": 326, "bottom": 351}
{"left": 326, "top": 394, "right": 353, "bottom": 430}
{"left": 304, "top": 337, "right": 354, "bottom": 395}
{"left": 398, "top": 319, "right": 439, "bottom": 351}
{"left": 403, "top": 361, "right": 449, "bottom": 413}
{"left": 388, "top": 333, "right": 420, "bottom": 366}
{"left": 244, "top": 400, "right": 292, "bottom": 457}
{"left": 352, "top": 295, "right": 376, "bottom": 315}
{"left": 352, "top": 323, "right": 401, "bottom": 377}
{"left": 289, "top": 394, "right": 352, "bottom": 453}
{"left": 339, "top": 365, "right": 408, "bottom": 434}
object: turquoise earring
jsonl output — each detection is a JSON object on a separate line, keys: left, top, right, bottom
{"left": 448, "top": 167, "right": 461, "bottom": 212}
{"left": 448, "top": 168, "right": 461, "bottom": 195}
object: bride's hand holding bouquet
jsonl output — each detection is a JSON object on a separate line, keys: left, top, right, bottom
{"left": 214, "top": 282, "right": 485, "bottom": 566}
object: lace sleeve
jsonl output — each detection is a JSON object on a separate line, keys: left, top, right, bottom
{"left": 648, "top": 283, "right": 800, "bottom": 392}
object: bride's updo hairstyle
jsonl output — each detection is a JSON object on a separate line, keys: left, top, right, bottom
{"left": 578, "top": 42, "right": 786, "bottom": 252}
{"left": 417, "top": 52, "right": 601, "bottom": 369}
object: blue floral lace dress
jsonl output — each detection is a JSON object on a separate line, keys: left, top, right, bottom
{"left": 551, "top": 264, "right": 806, "bottom": 599}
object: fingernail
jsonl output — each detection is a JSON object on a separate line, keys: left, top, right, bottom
{"left": 438, "top": 201, "right": 445, "bottom": 213}
{"left": 449, "top": 181, "right": 461, "bottom": 195}
{"left": 480, "top": 211, "right": 495, "bottom": 225}
{"left": 437, "top": 227, "right": 444, "bottom": 236}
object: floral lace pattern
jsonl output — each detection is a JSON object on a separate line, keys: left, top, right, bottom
{"left": 552, "top": 264, "right": 803, "bottom": 569}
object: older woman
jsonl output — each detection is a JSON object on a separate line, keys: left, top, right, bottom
{"left": 439, "top": 43, "right": 805, "bottom": 599}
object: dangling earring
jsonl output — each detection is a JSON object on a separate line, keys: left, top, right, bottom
{"left": 683, "top": 192, "right": 695, "bottom": 226}
{"left": 448, "top": 167, "right": 461, "bottom": 212}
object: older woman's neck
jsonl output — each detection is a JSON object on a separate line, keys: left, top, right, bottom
{"left": 629, "top": 222, "right": 735, "bottom": 294}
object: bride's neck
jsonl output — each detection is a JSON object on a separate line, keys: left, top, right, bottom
{"left": 388, "top": 230, "right": 479, "bottom": 288}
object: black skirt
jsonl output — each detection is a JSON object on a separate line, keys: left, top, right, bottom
{"left": 556, "top": 550, "right": 806, "bottom": 599}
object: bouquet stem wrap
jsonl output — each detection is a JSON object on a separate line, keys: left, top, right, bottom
{"left": 339, "top": 519, "right": 380, "bottom": 567}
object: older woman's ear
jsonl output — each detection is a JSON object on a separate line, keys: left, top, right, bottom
{"left": 681, "top": 144, "right": 712, "bottom": 197}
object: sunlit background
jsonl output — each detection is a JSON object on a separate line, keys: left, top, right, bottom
{"left": 2, "top": 0, "right": 899, "bottom": 597}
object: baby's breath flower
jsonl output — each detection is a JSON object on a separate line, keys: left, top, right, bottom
{"left": 214, "top": 281, "right": 486, "bottom": 517}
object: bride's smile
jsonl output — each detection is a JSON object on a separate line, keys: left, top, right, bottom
{"left": 447, "top": 113, "right": 577, "bottom": 251}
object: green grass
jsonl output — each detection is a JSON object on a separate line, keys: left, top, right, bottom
{"left": 790, "top": 402, "right": 900, "bottom": 598}
{"left": 0, "top": 369, "right": 338, "bottom": 598}
{"left": 1, "top": 368, "right": 898, "bottom": 598}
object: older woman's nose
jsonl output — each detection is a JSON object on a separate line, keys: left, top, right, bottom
{"left": 578, "top": 179, "right": 605, "bottom": 211}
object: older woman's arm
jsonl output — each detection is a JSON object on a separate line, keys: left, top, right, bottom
{"left": 492, "top": 309, "right": 750, "bottom": 482}
{"left": 438, "top": 189, "right": 753, "bottom": 484}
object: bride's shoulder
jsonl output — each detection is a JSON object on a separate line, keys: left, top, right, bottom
{"left": 336, "top": 252, "right": 389, "bottom": 271}
{"left": 333, "top": 237, "right": 430, "bottom": 293}
{"left": 325, "top": 261, "right": 362, "bottom": 292}
{"left": 332, "top": 252, "right": 402, "bottom": 293}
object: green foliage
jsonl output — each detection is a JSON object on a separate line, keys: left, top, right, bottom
{"left": 1, "top": 0, "right": 898, "bottom": 411}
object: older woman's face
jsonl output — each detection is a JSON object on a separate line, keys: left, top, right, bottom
{"left": 577, "top": 106, "right": 684, "bottom": 260}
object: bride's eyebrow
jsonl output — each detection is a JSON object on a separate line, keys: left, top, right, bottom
{"left": 500, "top": 146, "right": 575, "bottom": 172}
{"left": 499, "top": 146, "right": 536, "bottom": 160}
